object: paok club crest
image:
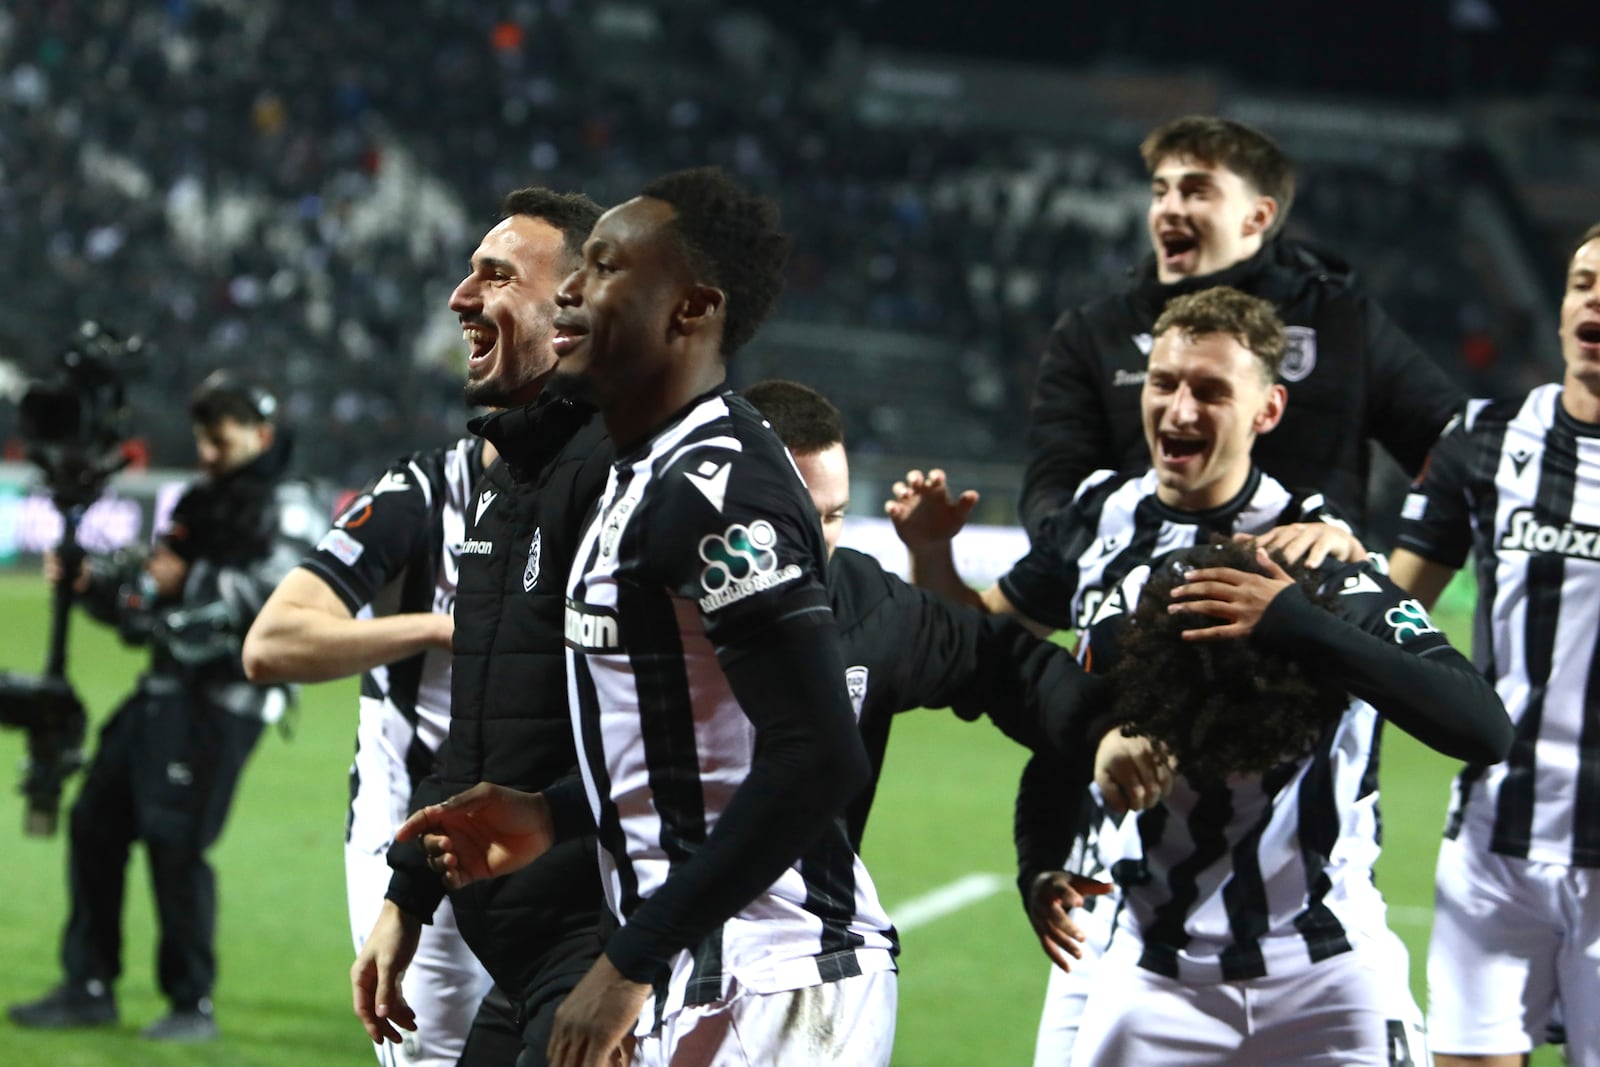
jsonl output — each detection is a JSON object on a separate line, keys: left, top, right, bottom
{"left": 1280, "top": 325, "right": 1318, "bottom": 382}
{"left": 523, "top": 528, "right": 542, "bottom": 592}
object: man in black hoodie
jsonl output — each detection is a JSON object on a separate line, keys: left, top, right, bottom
{"left": 1015, "top": 115, "right": 1464, "bottom": 541}
{"left": 348, "top": 188, "right": 613, "bottom": 1067}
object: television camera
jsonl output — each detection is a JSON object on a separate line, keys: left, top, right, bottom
{"left": 0, "top": 322, "right": 144, "bottom": 835}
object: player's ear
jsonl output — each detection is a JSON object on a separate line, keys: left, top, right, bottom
{"left": 1253, "top": 383, "right": 1287, "bottom": 434}
{"left": 673, "top": 285, "right": 725, "bottom": 339}
{"left": 1243, "top": 194, "right": 1277, "bottom": 239}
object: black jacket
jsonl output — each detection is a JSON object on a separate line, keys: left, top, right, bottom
{"left": 1020, "top": 239, "right": 1465, "bottom": 539}
{"left": 828, "top": 546, "right": 1106, "bottom": 849}
{"left": 385, "top": 390, "right": 613, "bottom": 1004}
{"left": 82, "top": 435, "right": 325, "bottom": 720}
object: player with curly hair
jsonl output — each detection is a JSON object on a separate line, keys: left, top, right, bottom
{"left": 1056, "top": 529, "right": 1509, "bottom": 1064}
{"left": 1103, "top": 538, "right": 1348, "bottom": 783}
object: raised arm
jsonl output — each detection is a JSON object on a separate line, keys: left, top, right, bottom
{"left": 884, "top": 466, "right": 983, "bottom": 608}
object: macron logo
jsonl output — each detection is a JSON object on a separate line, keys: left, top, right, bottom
{"left": 476, "top": 489, "right": 497, "bottom": 524}
{"left": 685, "top": 460, "right": 731, "bottom": 512}
{"left": 1338, "top": 572, "right": 1384, "bottom": 597}
{"left": 372, "top": 471, "right": 409, "bottom": 496}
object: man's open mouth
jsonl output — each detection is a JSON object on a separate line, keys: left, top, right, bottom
{"left": 1160, "top": 435, "right": 1205, "bottom": 460}
{"left": 1160, "top": 234, "right": 1199, "bottom": 261}
{"left": 1577, "top": 322, "right": 1600, "bottom": 345}
{"left": 464, "top": 324, "right": 495, "bottom": 364}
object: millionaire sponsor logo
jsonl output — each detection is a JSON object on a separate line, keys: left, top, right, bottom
{"left": 1498, "top": 507, "right": 1600, "bottom": 560}
{"left": 697, "top": 519, "right": 802, "bottom": 611}
{"left": 565, "top": 599, "right": 622, "bottom": 651}
{"left": 1385, "top": 599, "right": 1439, "bottom": 643}
{"left": 1113, "top": 368, "right": 1147, "bottom": 387}
{"left": 459, "top": 538, "right": 494, "bottom": 556}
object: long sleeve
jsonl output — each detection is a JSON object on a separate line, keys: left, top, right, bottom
{"left": 1255, "top": 567, "right": 1511, "bottom": 764}
{"left": 603, "top": 610, "right": 868, "bottom": 983}
{"left": 1020, "top": 310, "right": 1117, "bottom": 541}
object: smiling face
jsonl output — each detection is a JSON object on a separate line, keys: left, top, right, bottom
{"left": 1147, "top": 156, "right": 1277, "bottom": 284}
{"left": 1561, "top": 237, "right": 1600, "bottom": 397}
{"left": 1142, "top": 328, "right": 1286, "bottom": 511}
{"left": 552, "top": 196, "right": 698, "bottom": 393}
{"left": 791, "top": 443, "right": 849, "bottom": 560}
{"left": 449, "top": 214, "right": 568, "bottom": 408}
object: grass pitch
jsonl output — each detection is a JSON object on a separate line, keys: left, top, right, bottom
{"left": 0, "top": 572, "right": 1559, "bottom": 1065}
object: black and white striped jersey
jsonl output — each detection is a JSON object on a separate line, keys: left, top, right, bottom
{"left": 999, "top": 466, "right": 1345, "bottom": 633}
{"left": 1084, "top": 554, "right": 1454, "bottom": 982}
{"left": 1397, "top": 383, "right": 1600, "bottom": 867}
{"left": 301, "top": 436, "right": 481, "bottom": 853}
{"left": 564, "top": 391, "right": 895, "bottom": 1016}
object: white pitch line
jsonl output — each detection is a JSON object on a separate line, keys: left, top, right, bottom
{"left": 891, "top": 872, "right": 1009, "bottom": 932}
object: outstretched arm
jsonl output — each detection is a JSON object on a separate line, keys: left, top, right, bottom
{"left": 393, "top": 782, "right": 556, "bottom": 889}
{"left": 1175, "top": 552, "right": 1510, "bottom": 764}
{"left": 243, "top": 568, "right": 452, "bottom": 683}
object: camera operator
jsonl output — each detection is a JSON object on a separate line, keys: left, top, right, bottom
{"left": 8, "top": 370, "right": 327, "bottom": 1043}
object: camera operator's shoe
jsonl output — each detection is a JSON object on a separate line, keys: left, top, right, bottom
{"left": 7, "top": 981, "right": 117, "bottom": 1029}
{"left": 141, "top": 1000, "right": 218, "bottom": 1042}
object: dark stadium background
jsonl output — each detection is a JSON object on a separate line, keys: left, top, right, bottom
{"left": 0, "top": 2, "right": 1591, "bottom": 1063}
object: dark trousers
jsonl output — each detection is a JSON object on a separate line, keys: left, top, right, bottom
{"left": 455, "top": 926, "right": 604, "bottom": 1067}
{"left": 60, "top": 682, "right": 263, "bottom": 1008}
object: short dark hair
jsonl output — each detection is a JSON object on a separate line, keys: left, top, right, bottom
{"left": 741, "top": 380, "right": 844, "bottom": 454}
{"left": 189, "top": 370, "right": 277, "bottom": 427}
{"left": 640, "top": 167, "right": 792, "bottom": 356}
{"left": 1141, "top": 116, "right": 1296, "bottom": 236}
{"left": 1153, "top": 286, "right": 1287, "bottom": 382}
{"left": 1106, "top": 538, "right": 1347, "bottom": 782}
{"left": 1570, "top": 222, "right": 1600, "bottom": 266}
{"left": 500, "top": 187, "right": 604, "bottom": 272}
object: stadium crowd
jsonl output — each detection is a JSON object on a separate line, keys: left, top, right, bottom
{"left": 0, "top": 0, "right": 1548, "bottom": 486}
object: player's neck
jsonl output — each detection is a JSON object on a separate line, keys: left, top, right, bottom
{"left": 602, "top": 359, "right": 727, "bottom": 454}
{"left": 1560, "top": 374, "right": 1600, "bottom": 425}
